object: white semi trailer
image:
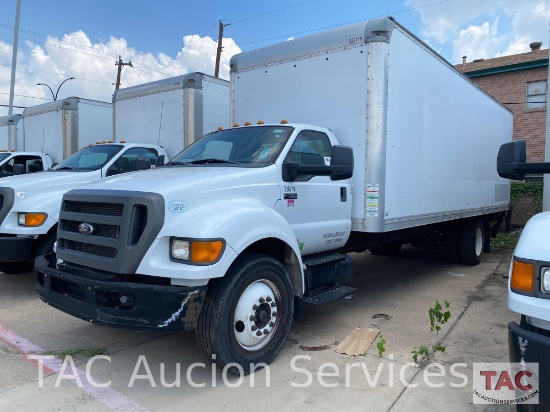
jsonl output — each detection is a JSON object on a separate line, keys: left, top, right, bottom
{"left": 36, "top": 17, "right": 512, "bottom": 373}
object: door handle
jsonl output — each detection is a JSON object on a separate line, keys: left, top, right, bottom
{"left": 340, "top": 187, "right": 347, "bottom": 202}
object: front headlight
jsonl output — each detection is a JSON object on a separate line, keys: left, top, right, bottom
{"left": 170, "top": 238, "right": 224, "bottom": 264}
{"left": 541, "top": 268, "right": 550, "bottom": 293}
{"left": 171, "top": 239, "right": 190, "bottom": 261}
{"left": 18, "top": 213, "right": 47, "bottom": 227}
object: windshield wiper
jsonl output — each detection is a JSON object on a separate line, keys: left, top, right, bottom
{"left": 164, "top": 161, "right": 189, "bottom": 166}
{"left": 51, "top": 166, "right": 80, "bottom": 171}
{"left": 187, "top": 158, "right": 241, "bottom": 165}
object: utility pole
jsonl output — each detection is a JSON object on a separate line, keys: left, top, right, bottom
{"left": 8, "top": 0, "right": 21, "bottom": 116}
{"left": 214, "top": 21, "right": 226, "bottom": 78}
{"left": 115, "top": 56, "right": 133, "bottom": 90}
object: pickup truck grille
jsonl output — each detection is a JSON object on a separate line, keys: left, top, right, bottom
{"left": 57, "top": 190, "right": 164, "bottom": 274}
{"left": 0, "top": 187, "right": 14, "bottom": 225}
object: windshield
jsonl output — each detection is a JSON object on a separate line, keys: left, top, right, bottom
{"left": 169, "top": 126, "right": 294, "bottom": 166}
{"left": 51, "top": 145, "right": 123, "bottom": 171}
{"left": 0, "top": 153, "right": 11, "bottom": 162}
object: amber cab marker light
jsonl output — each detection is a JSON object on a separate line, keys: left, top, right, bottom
{"left": 281, "top": 119, "right": 288, "bottom": 124}
{"left": 511, "top": 260, "right": 535, "bottom": 292}
{"left": 257, "top": 120, "right": 264, "bottom": 125}
{"left": 233, "top": 123, "right": 239, "bottom": 127}
{"left": 244, "top": 121, "right": 251, "bottom": 126}
{"left": 217, "top": 126, "right": 224, "bottom": 131}
{"left": 191, "top": 241, "right": 223, "bottom": 263}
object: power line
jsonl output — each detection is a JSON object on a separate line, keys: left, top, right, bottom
{"left": 0, "top": 29, "right": 172, "bottom": 79}
{"left": 0, "top": 91, "right": 50, "bottom": 101}
{"left": 0, "top": 63, "right": 113, "bottom": 85}
{"left": 227, "top": 0, "right": 317, "bottom": 26}
{"left": 239, "top": 0, "right": 453, "bottom": 46}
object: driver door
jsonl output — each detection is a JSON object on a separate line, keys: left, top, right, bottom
{"left": 276, "top": 130, "right": 351, "bottom": 255}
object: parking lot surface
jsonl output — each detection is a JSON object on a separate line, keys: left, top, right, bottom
{"left": 0, "top": 247, "right": 515, "bottom": 411}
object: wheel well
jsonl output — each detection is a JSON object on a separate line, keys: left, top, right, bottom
{"left": 241, "top": 238, "right": 303, "bottom": 297}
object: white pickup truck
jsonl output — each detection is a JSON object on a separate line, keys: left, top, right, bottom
{"left": 497, "top": 139, "right": 550, "bottom": 410}
{"left": 0, "top": 142, "right": 166, "bottom": 274}
{"left": 35, "top": 17, "right": 511, "bottom": 373}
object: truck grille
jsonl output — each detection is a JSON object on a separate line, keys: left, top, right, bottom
{"left": 0, "top": 187, "right": 14, "bottom": 225}
{"left": 57, "top": 190, "right": 165, "bottom": 274}
{"left": 64, "top": 200, "right": 124, "bottom": 216}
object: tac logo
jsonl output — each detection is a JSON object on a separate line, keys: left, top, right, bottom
{"left": 473, "top": 363, "right": 539, "bottom": 405}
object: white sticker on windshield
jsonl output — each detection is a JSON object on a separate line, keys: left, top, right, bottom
{"left": 324, "top": 157, "right": 331, "bottom": 166}
{"left": 258, "top": 147, "right": 272, "bottom": 159}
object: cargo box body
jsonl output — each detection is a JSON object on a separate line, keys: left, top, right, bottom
{"left": 0, "top": 114, "right": 23, "bottom": 151}
{"left": 22, "top": 97, "right": 112, "bottom": 163}
{"left": 230, "top": 17, "right": 512, "bottom": 233}
{"left": 113, "top": 73, "right": 230, "bottom": 159}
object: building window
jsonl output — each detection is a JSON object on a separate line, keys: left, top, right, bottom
{"left": 526, "top": 80, "right": 547, "bottom": 109}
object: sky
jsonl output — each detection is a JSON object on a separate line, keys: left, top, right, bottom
{"left": 0, "top": 0, "right": 549, "bottom": 116}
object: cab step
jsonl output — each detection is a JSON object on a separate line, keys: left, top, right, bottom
{"left": 303, "top": 253, "right": 346, "bottom": 267}
{"left": 303, "top": 285, "right": 358, "bottom": 306}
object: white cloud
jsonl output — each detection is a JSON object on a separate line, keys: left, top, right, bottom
{"left": 0, "top": 31, "right": 241, "bottom": 116}
{"left": 406, "top": 0, "right": 550, "bottom": 63}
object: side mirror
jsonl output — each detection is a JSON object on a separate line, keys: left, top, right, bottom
{"left": 497, "top": 140, "right": 550, "bottom": 180}
{"left": 155, "top": 155, "right": 165, "bottom": 167}
{"left": 497, "top": 140, "right": 526, "bottom": 180}
{"left": 135, "top": 159, "right": 151, "bottom": 171}
{"left": 12, "top": 164, "right": 25, "bottom": 175}
{"left": 330, "top": 146, "right": 353, "bottom": 181}
{"left": 282, "top": 145, "right": 354, "bottom": 182}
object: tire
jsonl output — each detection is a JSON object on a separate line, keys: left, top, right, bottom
{"left": 0, "top": 261, "right": 33, "bottom": 274}
{"left": 369, "top": 244, "right": 402, "bottom": 256}
{"left": 460, "top": 219, "right": 485, "bottom": 265}
{"left": 196, "top": 253, "right": 294, "bottom": 375}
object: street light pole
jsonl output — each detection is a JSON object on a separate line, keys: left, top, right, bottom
{"left": 37, "top": 77, "right": 75, "bottom": 101}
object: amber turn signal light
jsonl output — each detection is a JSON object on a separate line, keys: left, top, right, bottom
{"left": 191, "top": 241, "right": 224, "bottom": 263}
{"left": 511, "top": 260, "right": 535, "bottom": 292}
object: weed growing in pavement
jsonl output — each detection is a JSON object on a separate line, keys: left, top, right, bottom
{"left": 412, "top": 300, "right": 451, "bottom": 365}
{"left": 376, "top": 334, "right": 386, "bottom": 358}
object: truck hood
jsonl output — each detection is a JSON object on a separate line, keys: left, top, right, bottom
{"left": 81, "top": 166, "right": 278, "bottom": 199}
{"left": 515, "top": 211, "right": 550, "bottom": 261}
{"left": 0, "top": 171, "right": 98, "bottom": 193}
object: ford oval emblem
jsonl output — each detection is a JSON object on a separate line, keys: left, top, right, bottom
{"left": 78, "top": 223, "right": 95, "bottom": 235}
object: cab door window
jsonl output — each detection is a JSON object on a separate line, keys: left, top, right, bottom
{"left": 107, "top": 147, "right": 158, "bottom": 176}
{"left": 284, "top": 130, "right": 332, "bottom": 181}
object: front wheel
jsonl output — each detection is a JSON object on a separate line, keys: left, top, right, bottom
{"left": 196, "top": 253, "right": 294, "bottom": 374}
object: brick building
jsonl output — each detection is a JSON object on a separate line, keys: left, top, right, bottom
{"left": 455, "top": 43, "right": 548, "bottom": 164}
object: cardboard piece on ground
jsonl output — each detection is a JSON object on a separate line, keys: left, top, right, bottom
{"left": 335, "top": 327, "right": 380, "bottom": 356}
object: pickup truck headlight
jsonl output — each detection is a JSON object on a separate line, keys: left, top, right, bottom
{"left": 510, "top": 259, "right": 534, "bottom": 292}
{"left": 18, "top": 213, "right": 47, "bottom": 227}
{"left": 170, "top": 238, "right": 224, "bottom": 264}
{"left": 541, "top": 268, "right": 550, "bottom": 293}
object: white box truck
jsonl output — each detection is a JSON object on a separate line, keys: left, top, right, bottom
{"left": 35, "top": 17, "right": 512, "bottom": 373}
{"left": 0, "top": 74, "right": 228, "bottom": 274}
{"left": 497, "top": 140, "right": 550, "bottom": 409}
{"left": 113, "top": 73, "right": 230, "bottom": 155}
{"left": 0, "top": 114, "right": 52, "bottom": 177}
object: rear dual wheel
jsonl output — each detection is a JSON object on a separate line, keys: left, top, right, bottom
{"left": 196, "top": 253, "right": 293, "bottom": 374}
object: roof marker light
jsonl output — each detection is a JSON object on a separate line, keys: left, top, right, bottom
{"left": 281, "top": 119, "right": 288, "bottom": 124}
{"left": 257, "top": 120, "right": 264, "bottom": 125}
{"left": 244, "top": 121, "right": 251, "bottom": 126}
{"left": 217, "top": 126, "right": 223, "bottom": 130}
{"left": 233, "top": 123, "right": 239, "bottom": 127}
